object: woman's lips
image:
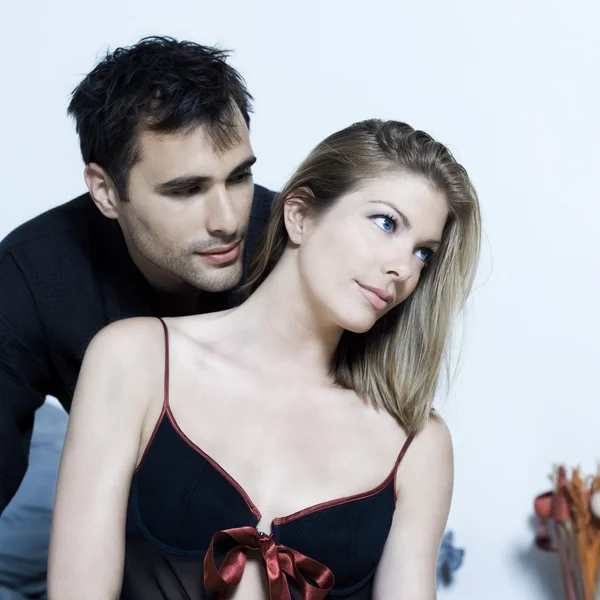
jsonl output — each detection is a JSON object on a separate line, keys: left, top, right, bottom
{"left": 356, "top": 282, "right": 391, "bottom": 311}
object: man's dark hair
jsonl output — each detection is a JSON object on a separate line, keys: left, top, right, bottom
{"left": 68, "top": 36, "right": 253, "bottom": 199}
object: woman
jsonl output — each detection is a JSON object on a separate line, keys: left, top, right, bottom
{"left": 48, "top": 119, "right": 481, "bottom": 599}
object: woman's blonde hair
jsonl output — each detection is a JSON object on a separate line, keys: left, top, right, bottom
{"left": 245, "top": 120, "right": 481, "bottom": 434}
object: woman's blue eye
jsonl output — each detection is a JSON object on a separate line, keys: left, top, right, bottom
{"left": 372, "top": 215, "right": 395, "bottom": 232}
{"left": 416, "top": 248, "right": 433, "bottom": 263}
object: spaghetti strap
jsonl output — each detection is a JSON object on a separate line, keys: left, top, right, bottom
{"left": 391, "top": 434, "right": 415, "bottom": 504}
{"left": 157, "top": 317, "right": 170, "bottom": 411}
{"left": 132, "top": 318, "right": 170, "bottom": 473}
{"left": 394, "top": 434, "right": 415, "bottom": 471}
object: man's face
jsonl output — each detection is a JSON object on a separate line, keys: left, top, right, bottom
{"left": 118, "top": 116, "right": 255, "bottom": 293}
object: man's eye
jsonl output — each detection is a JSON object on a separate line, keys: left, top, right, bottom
{"left": 170, "top": 187, "right": 199, "bottom": 197}
{"left": 229, "top": 170, "right": 253, "bottom": 184}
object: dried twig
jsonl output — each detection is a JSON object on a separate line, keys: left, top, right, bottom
{"left": 560, "top": 468, "right": 600, "bottom": 600}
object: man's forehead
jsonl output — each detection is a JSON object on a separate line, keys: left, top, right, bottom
{"left": 135, "top": 121, "right": 252, "bottom": 178}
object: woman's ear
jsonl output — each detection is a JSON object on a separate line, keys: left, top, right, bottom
{"left": 283, "top": 189, "right": 312, "bottom": 245}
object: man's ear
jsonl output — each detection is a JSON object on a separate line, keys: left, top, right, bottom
{"left": 283, "top": 190, "right": 312, "bottom": 245}
{"left": 84, "top": 163, "right": 122, "bottom": 220}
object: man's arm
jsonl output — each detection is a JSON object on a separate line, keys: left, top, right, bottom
{"left": 0, "top": 252, "right": 51, "bottom": 512}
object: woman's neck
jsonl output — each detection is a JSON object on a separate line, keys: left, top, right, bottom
{"left": 226, "top": 253, "right": 343, "bottom": 381}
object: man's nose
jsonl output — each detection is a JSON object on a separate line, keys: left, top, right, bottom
{"left": 205, "top": 186, "right": 238, "bottom": 237}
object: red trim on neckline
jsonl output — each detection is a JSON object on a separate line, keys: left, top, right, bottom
{"left": 166, "top": 406, "right": 262, "bottom": 519}
{"left": 146, "top": 317, "right": 416, "bottom": 528}
{"left": 271, "top": 471, "right": 395, "bottom": 527}
{"left": 273, "top": 433, "right": 414, "bottom": 526}
{"left": 165, "top": 409, "right": 414, "bottom": 527}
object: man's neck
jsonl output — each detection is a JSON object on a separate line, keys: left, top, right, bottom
{"left": 115, "top": 220, "right": 234, "bottom": 317}
{"left": 157, "top": 292, "right": 201, "bottom": 317}
{"left": 117, "top": 219, "right": 201, "bottom": 316}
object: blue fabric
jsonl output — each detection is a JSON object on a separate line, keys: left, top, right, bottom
{"left": 437, "top": 530, "right": 465, "bottom": 586}
{"left": 0, "top": 402, "right": 68, "bottom": 600}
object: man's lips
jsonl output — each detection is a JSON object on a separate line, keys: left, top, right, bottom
{"left": 198, "top": 241, "right": 241, "bottom": 264}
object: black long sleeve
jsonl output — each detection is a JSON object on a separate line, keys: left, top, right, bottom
{"left": 0, "top": 252, "right": 50, "bottom": 512}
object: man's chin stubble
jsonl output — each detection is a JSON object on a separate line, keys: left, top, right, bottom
{"left": 186, "top": 263, "right": 243, "bottom": 293}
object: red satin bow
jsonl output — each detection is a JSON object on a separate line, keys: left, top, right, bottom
{"left": 204, "top": 526, "right": 335, "bottom": 600}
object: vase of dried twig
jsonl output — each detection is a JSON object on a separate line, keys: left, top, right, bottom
{"left": 534, "top": 466, "right": 600, "bottom": 600}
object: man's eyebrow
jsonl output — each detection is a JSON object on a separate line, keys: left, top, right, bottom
{"left": 154, "top": 175, "right": 209, "bottom": 192}
{"left": 154, "top": 155, "right": 257, "bottom": 191}
{"left": 228, "top": 156, "right": 257, "bottom": 175}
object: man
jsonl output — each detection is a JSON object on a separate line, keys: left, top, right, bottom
{"left": 0, "top": 35, "right": 274, "bottom": 596}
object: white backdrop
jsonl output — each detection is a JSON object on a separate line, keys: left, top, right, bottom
{"left": 1, "top": 1, "right": 599, "bottom": 598}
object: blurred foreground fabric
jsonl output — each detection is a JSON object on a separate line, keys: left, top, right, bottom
{"left": 0, "top": 401, "right": 68, "bottom": 600}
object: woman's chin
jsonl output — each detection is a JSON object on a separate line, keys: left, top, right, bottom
{"left": 341, "top": 314, "right": 378, "bottom": 335}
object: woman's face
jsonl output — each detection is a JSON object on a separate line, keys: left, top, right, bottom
{"left": 294, "top": 173, "right": 449, "bottom": 333}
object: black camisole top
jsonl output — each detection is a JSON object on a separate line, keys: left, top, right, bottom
{"left": 121, "top": 319, "right": 414, "bottom": 599}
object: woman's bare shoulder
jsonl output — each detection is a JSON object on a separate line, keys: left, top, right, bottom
{"left": 396, "top": 413, "right": 454, "bottom": 489}
{"left": 75, "top": 317, "right": 167, "bottom": 412}
{"left": 86, "top": 317, "right": 165, "bottom": 366}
